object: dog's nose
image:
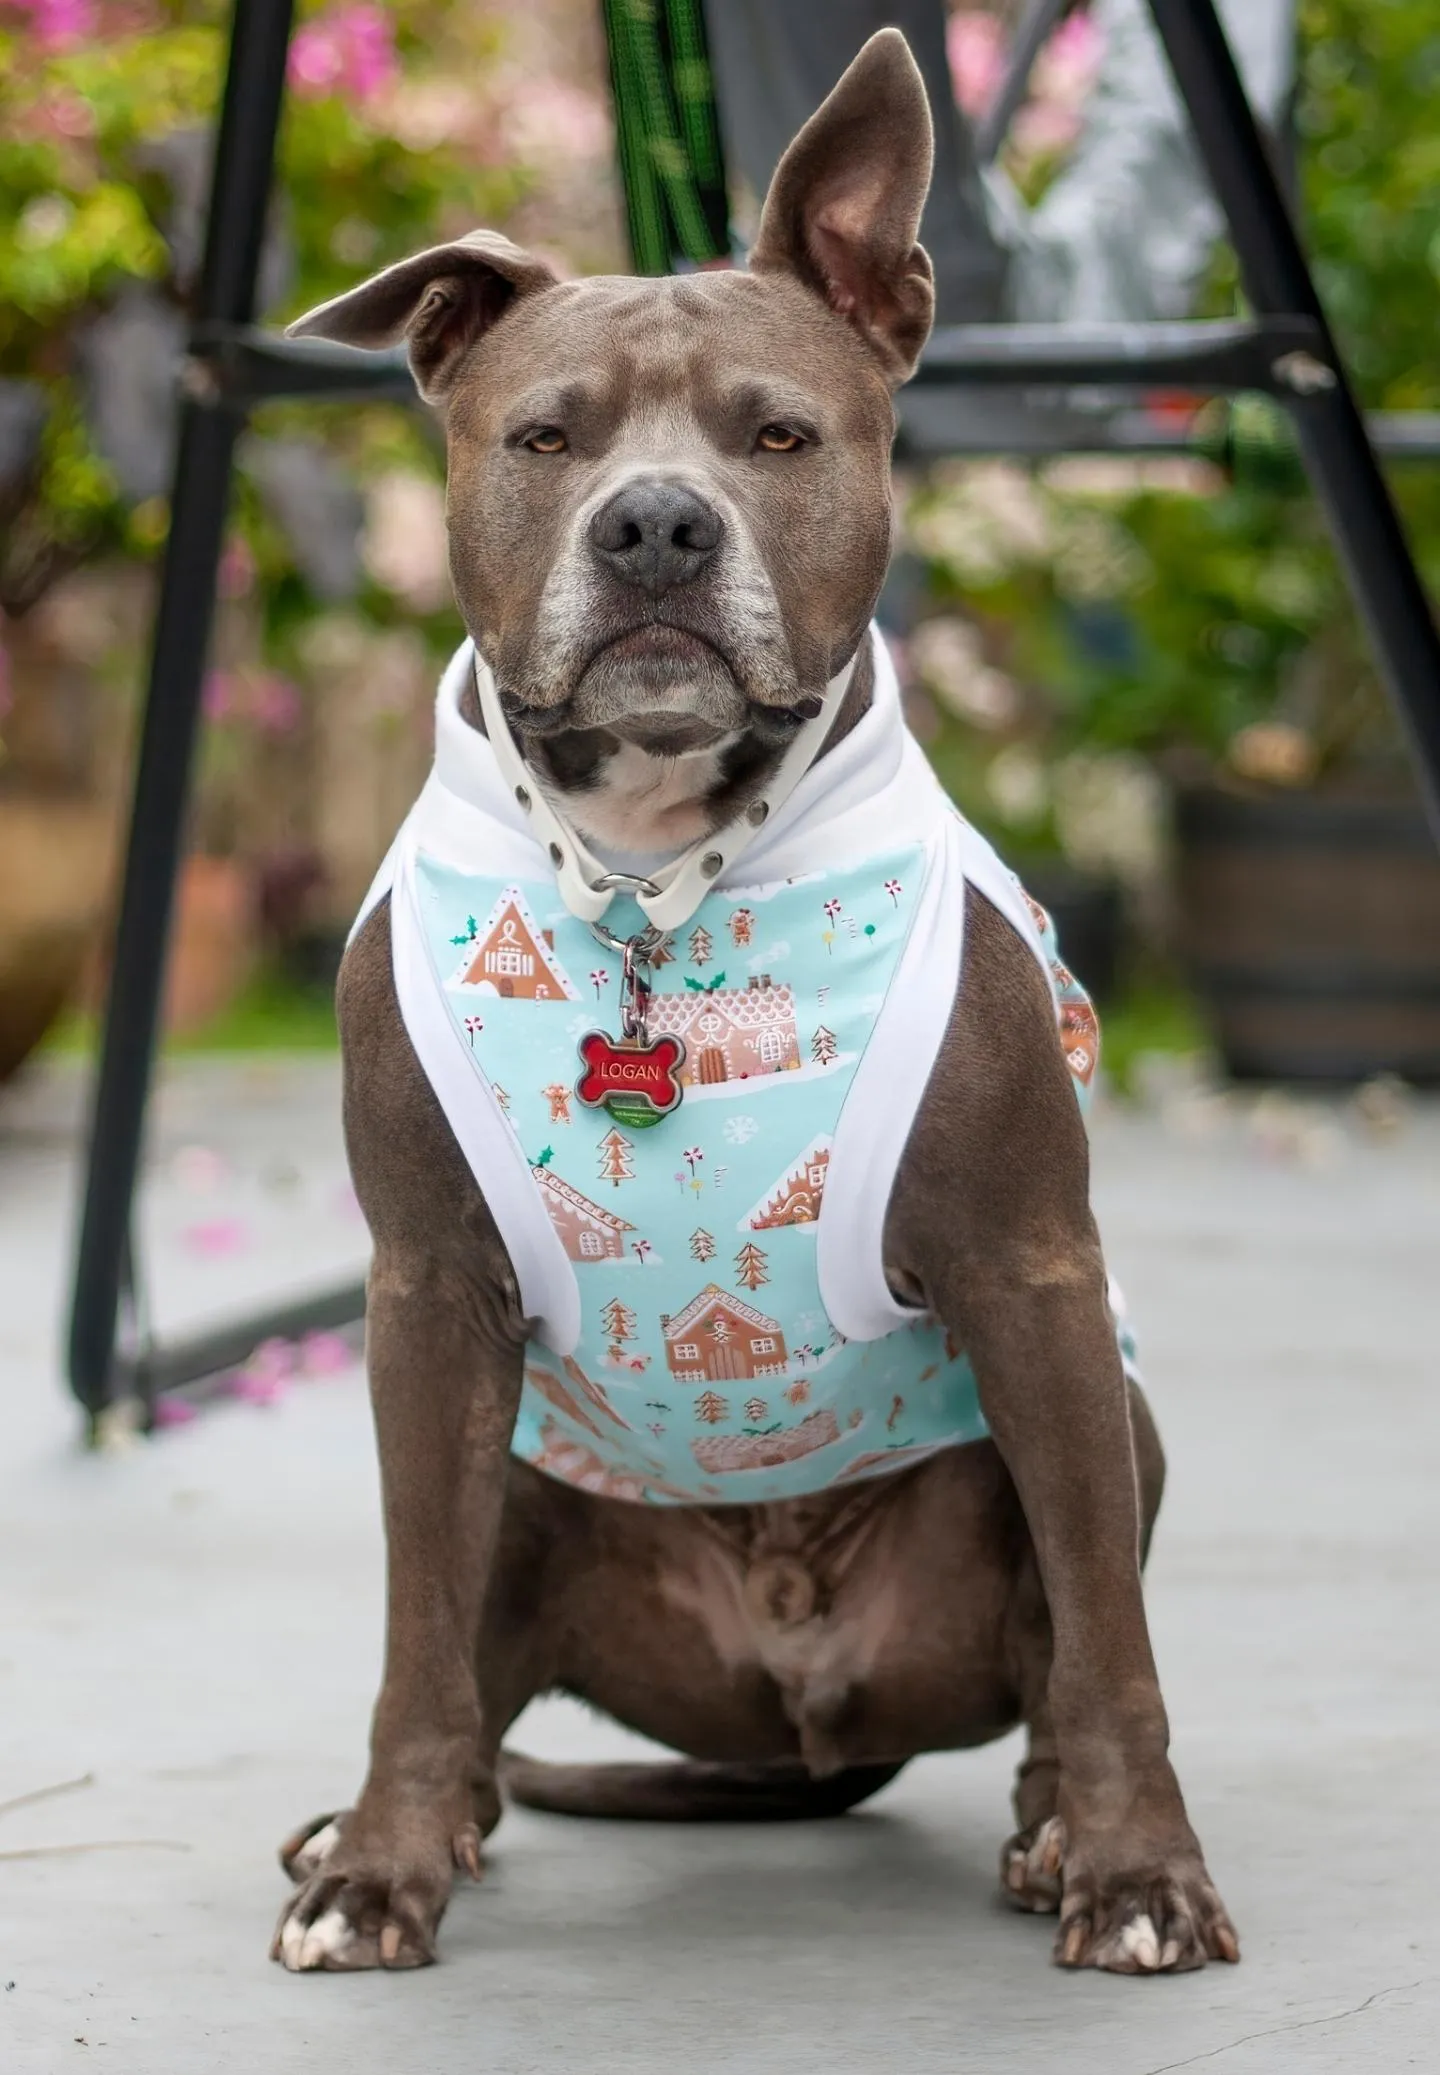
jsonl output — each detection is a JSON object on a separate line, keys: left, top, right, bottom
{"left": 588, "top": 478, "right": 723, "bottom": 594}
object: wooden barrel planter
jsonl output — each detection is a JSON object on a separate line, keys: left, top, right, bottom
{"left": 1175, "top": 785, "right": 1440, "bottom": 1084}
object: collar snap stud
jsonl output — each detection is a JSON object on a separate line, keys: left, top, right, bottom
{"left": 746, "top": 799, "right": 769, "bottom": 827}
{"left": 515, "top": 785, "right": 531, "bottom": 811}
{"left": 700, "top": 851, "right": 723, "bottom": 879}
{"left": 549, "top": 842, "right": 564, "bottom": 867}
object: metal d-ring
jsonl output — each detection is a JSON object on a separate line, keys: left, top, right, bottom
{"left": 589, "top": 870, "right": 662, "bottom": 898}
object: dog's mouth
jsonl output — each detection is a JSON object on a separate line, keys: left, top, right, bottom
{"left": 506, "top": 620, "right": 754, "bottom": 748}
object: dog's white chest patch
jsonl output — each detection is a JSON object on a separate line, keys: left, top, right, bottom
{"left": 565, "top": 737, "right": 742, "bottom": 853}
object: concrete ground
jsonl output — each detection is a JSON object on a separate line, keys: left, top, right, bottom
{"left": 1, "top": 1053, "right": 1436, "bottom": 2073}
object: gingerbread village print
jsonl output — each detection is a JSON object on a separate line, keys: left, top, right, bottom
{"left": 647, "top": 974, "right": 800, "bottom": 1086}
{"left": 418, "top": 850, "right": 1099, "bottom": 1501}
{"left": 532, "top": 1165, "right": 636, "bottom": 1262}
{"left": 449, "top": 884, "right": 579, "bottom": 1001}
{"left": 740, "top": 1134, "right": 831, "bottom": 1230}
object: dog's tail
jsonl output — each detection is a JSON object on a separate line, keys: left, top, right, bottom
{"left": 498, "top": 1750, "right": 906, "bottom": 1822}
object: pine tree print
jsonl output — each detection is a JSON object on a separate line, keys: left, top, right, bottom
{"left": 810, "top": 1025, "right": 838, "bottom": 1066}
{"left": 695, "top": 1390, "right": 729, "bottom": 1424}
{"left": 744, "top": 1397, "right": 767, "bottom": 1423}
{"left": 650, "top": 932, "right": 677, "bottom": 968}
{"left": 688, "top": 924, "right": 713, "bottom": 967}
{"left": 689, "top": 1228, "right": 717, "bottom": 1264}
{"left": 598, "top": 1128, "right": 634, "bottom": 1187}
{"left": 600, "top": 1298, "right": 637, "bottom": 1350}
{"left": 734, "top": 1241, "right": 769, "bottom": 1292}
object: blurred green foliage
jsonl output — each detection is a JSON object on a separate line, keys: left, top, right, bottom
{"left": 909, "top": 0, "right": 1440, "bottom": 862}
{"left": 0, "top": 0, "right": 528, "bottom": 604}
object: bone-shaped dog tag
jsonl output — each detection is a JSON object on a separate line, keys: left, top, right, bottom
{"left": 575, "top": 1031, "right": 686, "bottom": 1129}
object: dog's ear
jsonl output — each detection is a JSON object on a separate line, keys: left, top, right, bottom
{"left": 749, "top": 29, "right": 935, "bottom": 387}
{"left": 285, "top": 231, "right": 559, "bottom": 402}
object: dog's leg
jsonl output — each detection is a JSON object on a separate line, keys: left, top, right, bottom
{"left": 1000, "top": 1378, "right": 1166, "bottom": 1917}
{"left": 887, "top": 891, "right": 1237, "bottom": 1976}
{"left": 273, "top": 904, "right": 528, "bottom": 1973}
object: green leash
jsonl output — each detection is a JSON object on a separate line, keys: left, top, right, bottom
{"left": 601, "top": 0, "right": 731, "bottom": 274}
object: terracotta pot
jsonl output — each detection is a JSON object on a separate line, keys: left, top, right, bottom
{"left": 162, "top": 854, "right": 258, "bottom": 1036}
{"left": 0, "top": 796, "right": 118, "bottom": 1082}
{"left": 1176, "top": 784, "right": 1440, "bottom": 1083}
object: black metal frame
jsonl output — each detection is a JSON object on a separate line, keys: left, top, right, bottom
{"left": 65, "top": 0, "right": 1440, "bottom": 1430}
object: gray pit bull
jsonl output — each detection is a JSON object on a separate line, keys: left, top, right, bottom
{"left": 271, "top": 31, "right": 1237, "bottom": 1977}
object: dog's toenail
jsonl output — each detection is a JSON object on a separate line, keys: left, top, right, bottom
{"left": 380, "top": 1924, "right": 402, "bottom": 1963}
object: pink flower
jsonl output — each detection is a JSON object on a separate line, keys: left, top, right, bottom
{"left": 181, "top": 1215, "right": 250, "bottom": 1258}
{"left": 13, "top": 0, "right": 96, "bottom": 50}
{"left": 202, "top": 671, "right": 234, "bottom": 723}
{"left": 288, "top": 5, "right": 397, "bottom": 106}
{"left": 231, "top": 1335, "right": 296, "bottom": 1406}
{"left": 249, "top": 673, "right": 301, "bottom": 736}
{"left": 1033, "top": 11, "right": 1103, "bottom": 109}
{"left": 152, "top": 1395, "right": 198, "bottom": 1429}
{"left": 218, "top": 535, "right": 255, "bottom": 600}
{"left": 1012, "top": 99, "right": 1083, "bottom": 160}
{"left": 300, "top": 1329, "right": 353, "bottom": 1378}
{"left": 947, "top": 11, "right": 1006, "bottom": 116}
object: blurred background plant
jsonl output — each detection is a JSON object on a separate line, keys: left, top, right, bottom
{"left": 0, "top": 0, "right": 621, "bottom": 1062}
{"left": 910, "top": 0, "right": 1440, "bottom": 883}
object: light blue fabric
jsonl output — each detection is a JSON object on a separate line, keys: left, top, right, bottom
{"left": 412, "top": 830, "right": 1116, "bottom": 1506}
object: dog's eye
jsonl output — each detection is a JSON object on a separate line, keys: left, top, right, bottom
{"left": 757, "top": 424, "right": 804, "bottom": 454}
{"left": 523, "top": 427, "right": 568, "bottom": 454}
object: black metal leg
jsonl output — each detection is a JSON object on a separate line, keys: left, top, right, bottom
{"left": 1148, "top": 0, "right": 1440, "bottom": 829}
{"left": 66, "top": 0, "right": 297, "bottom": 1425}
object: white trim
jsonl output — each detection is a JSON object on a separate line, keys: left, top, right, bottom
{"left": 819, "top": 814, "right": 965, "bottom": 1340}
{"left": 389, "top": 832, "right": 580, "bottom": 1354}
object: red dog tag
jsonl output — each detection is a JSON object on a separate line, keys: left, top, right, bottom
{"left": 575, "top": 1031, "right": 686, "bottom": 1129}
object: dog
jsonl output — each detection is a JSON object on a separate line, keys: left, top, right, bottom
{"left": 271, "top": 30, "right": 1237, "bottom": 1978}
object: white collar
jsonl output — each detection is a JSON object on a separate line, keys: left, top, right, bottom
{"left": 469, "top": 644, "right": 861, "bottom": 932}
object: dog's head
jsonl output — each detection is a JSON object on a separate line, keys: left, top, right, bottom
{"left": 290, "top": 30, "right": 934, "bottom": 843}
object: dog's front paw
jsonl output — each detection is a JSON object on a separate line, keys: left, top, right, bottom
{"left": 1000, "top": 1814, "right": 1065, "bottom": 1913}
{"left": 270, "top": 1811, "right": 483, "bottom": 1972}
{"left": 1052, "top": 1827, "right": 1239, "bottom": 1975}
{"left": 278, "top": 1809, "right": 350, "bottom": 1884}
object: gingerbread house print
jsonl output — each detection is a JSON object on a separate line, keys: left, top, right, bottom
{"left": 661, "top": 1284, "right": 788, "bottom": 1383}
{"left": 647, "top": 975, "right": 799, "bottom": 1086}
{"left": 532, "top": 1167, "right": 636, "bottom": 1262}
{"left": 451, "top": 885, "right": 579, "bottom": 1001}
{"left": 741, "top": 1134, "right": 832, "bottom": 1230}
